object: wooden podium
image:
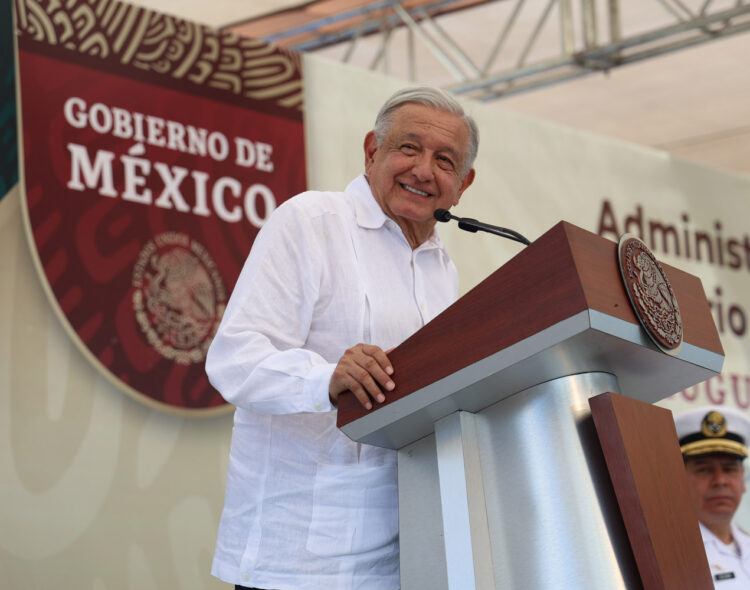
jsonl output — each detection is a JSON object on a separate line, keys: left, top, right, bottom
{"left": 337, "top": 221, "right": 722, "bottom": 590}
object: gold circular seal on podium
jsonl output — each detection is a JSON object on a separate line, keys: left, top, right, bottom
{"left": 617, "top": 234, "right": 683, "bottom": 355}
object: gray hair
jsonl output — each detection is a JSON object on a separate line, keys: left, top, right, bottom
{"left": 372, "top": 86, "right": 479, "bottom": 177}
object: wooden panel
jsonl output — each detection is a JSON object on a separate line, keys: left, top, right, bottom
{"left": 590, "top": 392, "right": 714, "bottom": 590}
{"left": 564, "top": 222, "right": 723, "bottom": 354}
{"left": 337, "top": 221, "right": 723, "bottom": 427}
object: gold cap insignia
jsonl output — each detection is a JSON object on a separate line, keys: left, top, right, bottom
{"left": 702, "top": 411, "right": 728, "bottom": 438}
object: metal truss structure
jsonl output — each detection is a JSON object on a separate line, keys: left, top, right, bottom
{"left": 237, "top": 0, "right": 750, "bottom": 102}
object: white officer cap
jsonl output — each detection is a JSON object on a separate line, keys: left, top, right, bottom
{"left": 674, "top": 406, "right": 750, "bottom": 459}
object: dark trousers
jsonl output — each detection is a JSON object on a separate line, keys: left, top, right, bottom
{"left": 236, "top": 586, "right": 274, "bottom": 590}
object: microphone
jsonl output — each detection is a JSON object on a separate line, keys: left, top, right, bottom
{"left": 434, "top": 208, "right": 531, "bottom": 246}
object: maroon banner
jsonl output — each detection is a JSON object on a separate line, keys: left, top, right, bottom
{"left": 14, "top": 0, "right": 307, "bottom": 414}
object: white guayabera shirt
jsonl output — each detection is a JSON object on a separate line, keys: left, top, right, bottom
{"left": 206, "top": 174, "right": 458, "bottom": 590}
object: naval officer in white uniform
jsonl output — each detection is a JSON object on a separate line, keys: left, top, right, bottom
{"left": 675, "top": 406, "right": 750, "bottom": 588}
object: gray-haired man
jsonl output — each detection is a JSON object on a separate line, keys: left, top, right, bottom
{"left": 206, "top": 86, "right": 477, "bottom": 589}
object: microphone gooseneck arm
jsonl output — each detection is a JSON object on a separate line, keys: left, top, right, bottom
{"left": 434, "top": 209, "right": 531, "bottom": 246}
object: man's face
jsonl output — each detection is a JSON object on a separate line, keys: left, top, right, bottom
{"left": 364, "top": 103, "right": 475, "bottom": 244}
{"left": 685, "top": 454, "right": 746, "bottom": 527}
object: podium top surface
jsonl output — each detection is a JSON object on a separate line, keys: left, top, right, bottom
{"left": 337, "top": 221, "right": 724, "bottom": 449}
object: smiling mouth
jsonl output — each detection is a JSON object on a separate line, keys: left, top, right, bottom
{"left": 401, "top": 183, "right": 431, "bottom": 197}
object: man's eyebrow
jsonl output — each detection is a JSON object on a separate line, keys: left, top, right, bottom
{"left": 690, "top": 458, "right": 741, "bottom": 467}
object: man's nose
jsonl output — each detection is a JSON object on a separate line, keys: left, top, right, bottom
{"left": 712, "top": 469, "right": 729, "bottom": 485}
{"left": 411, "top": 152, "right": 434, "bottom": 181}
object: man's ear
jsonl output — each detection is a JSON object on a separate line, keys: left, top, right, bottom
{"left": 453, "top": 168, "right": 476, "bottom": 207}
{"left": 364, "top": 131, "right": 378, "bottom": 173}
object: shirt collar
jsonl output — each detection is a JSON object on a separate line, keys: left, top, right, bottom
{"left": 347, "top": 174, "right": 446, "bottom": 251}
{"left": 700, "top": 521, "right": 750, "bottom": 555}
{"left": 348, "top": 174, "right": 387, "bottom": 230}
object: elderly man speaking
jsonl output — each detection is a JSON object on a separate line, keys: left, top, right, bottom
{"left": 206, "top": 86, "right": 477, "bottom": 590}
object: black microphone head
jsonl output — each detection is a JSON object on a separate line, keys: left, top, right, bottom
{"left": 434, "top": 208, "right": 452, "bottom": 222}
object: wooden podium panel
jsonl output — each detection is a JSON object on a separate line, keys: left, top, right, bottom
{"left": 338, "top": 221, "right": 723, "bottom": 450}
{"left": 590, "top": 392, "right": 713, "bottom": 590}
{"left": 339, "top": 221, "right": 723, "bottom": 428}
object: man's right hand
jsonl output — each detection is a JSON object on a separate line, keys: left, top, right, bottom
{"left": 329, "top": 343, "right": 395, "bottom": 410}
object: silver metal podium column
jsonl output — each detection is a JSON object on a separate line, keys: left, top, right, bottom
{"left": 398, "top": 372, "right": 643, "bottom": 590}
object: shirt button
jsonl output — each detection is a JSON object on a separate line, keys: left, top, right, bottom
{"left": 419, "top": 302, "right": 425, "bottom": 310}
